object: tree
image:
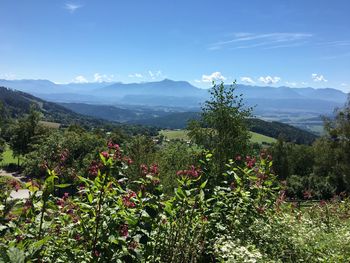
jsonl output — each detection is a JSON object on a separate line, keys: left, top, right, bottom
{"left": 188, "top": 81, "right": 252, "bottom": 177}
{"left": 314, "top": 95, "right": 350, "bottom": 193}
{"left": 8, "top": 106, "right": 44, "bottom": 165}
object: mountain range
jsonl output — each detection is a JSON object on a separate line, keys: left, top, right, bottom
{"left": 0, "top": 86, "right": 317, "bottom": 144}
{"left": 0, "top": 78, "right": 347, "bottom": 111}
{"left": 0, "top": 78, "right": 348, "bottom": 134}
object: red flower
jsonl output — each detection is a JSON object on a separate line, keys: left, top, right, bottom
{"left": 150, "top": 164, "right": 159, "bottom": 175}
{"left": 140, "top": 164, "right": 148, "bottom": 176}
{"left": 88, "top": 160, "right": 103, "bottom": 177}
{"left": 303, "top": 190, "right": 313, "bottom": 200}
{"left": 176, "top": 165, "right": 201, "bottom": 178}
{"left": 119, "top": 224, "right": 129, "bottom": 237}
{"left": 122, "top": 191, "right": 137, "bottom": 208}
{"left": 9, "top": 179, "right": 21, "bottom": 192}
{"left": 128, "top": 240, "right": 138, "bottom": 250}
{"left": 101, "top": 151, "right": 109, "bottom": 159}
{"left": 122, "top": 156, "right": 133, "bottom": 165}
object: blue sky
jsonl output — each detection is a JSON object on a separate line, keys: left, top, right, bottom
{"left": 1, "top": 0, "right": 350, "bottom": 91}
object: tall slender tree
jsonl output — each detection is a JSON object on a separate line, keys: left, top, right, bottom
{"left": 188, "top": 81, "right": 252, "bottom": 178}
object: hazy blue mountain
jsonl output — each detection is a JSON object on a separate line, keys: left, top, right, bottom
{"left": 97, "top": 79, "right": 207, "bottom": 98}
{"left": 0, "top": 79, "right": 60, "bottom": 94}
{"left": 0, "top": 78, "right": 347, "bottom": 115}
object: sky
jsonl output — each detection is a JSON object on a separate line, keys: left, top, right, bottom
{"left": 1, "top": 0, "right": 350, "bottom": 92}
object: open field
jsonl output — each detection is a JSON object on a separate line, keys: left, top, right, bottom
{"left": 250, "top": 131, "right": 276, "bottom": 144}
{"left": 0, "top": 146, "right": 17, "bottom": 165}
{"left": 160, "top": 129, "right": 276, "bottom": 145}
{"left": 39, "top": 121, "right": 61, "bottom": 129}
{"left": 160, "top": 129, "right": 189, "bottom": 141}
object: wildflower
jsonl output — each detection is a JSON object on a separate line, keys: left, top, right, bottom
{"left": 150, "top": 163, "right": 159, "bottom": 175}
{"left": 59, "top": 149, "right": 69, "bottom": 164}
{"left": 235, "top": 155, "right": 242, "bottom": 161}
{"left": 119, "top": 224, "right": 129, "bottom": 237}
{"left": 88, "top": 160, "right": 102, "bottom": 177}
{"left": 122, "top": 156, "right": 133, "bottom": 165}
{"left": 128, "top": 240, "right": 139, "bottom": 250}
{"left": 246, "top": 157, "right": 256, "bottom": 169}
{"left": 256, "top": 205, "right": 265, "bottom": 214}
{"left": 122, "top": 191, "right": 137, "bottom": 208}
{"left": 107, "top": 141, "right": 120, "bottom": 151}
{"left": 140, "top": 164, "right": 148, "bottom": 176}
{"left": 303, "top": 190, "right": 313, "bottom": 200}
{"left": 176, "top": 165, "right": 201, "bottom": 178}
{"left": 9, "top": 179, "right": 21, "bottom": 192}
{"left": 152, "top": 178, "right": 160, "bottom": 186}
{"left": 100, "top": 151, "right": 109, "bottom": 159}
{"left": 63, "top": 192, "right": 69, "bottom": 200}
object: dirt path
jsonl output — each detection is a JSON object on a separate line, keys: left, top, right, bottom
{"left": 0, "top": 169, "right": 30, "bottom": 199}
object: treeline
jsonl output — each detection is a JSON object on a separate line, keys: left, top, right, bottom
{"left": 247, "top": 118, "right": 317, "bottom": 145}
{"left": 269, "top": 99, "right": 350, "bottom": 198}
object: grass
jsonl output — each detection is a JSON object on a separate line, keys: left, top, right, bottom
{"left": 160, "top": 129, "right": 189, "bottom": 141}
{"left": 39, "top": 121, "right": 61, "bottom": 129}
{"left": 1, "top": 146, "right": 17, "bottom": 166}
{"left": 250, "top": 131, "right": 276, "bottom": 144}
{"left": 160, "top": 129, "right": 276, "bottom": 145}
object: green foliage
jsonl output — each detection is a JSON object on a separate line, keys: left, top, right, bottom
{"left": 188, "top": 82, "right": 252, "bottom": 177}
{"left": 156, "top": 141, "right": 202, "bottom": 195}
{"left": 247, "top": 118, "right": 317, "bottom": 145}
{"left": 22, "top": 129, "right": 105, "bottom": 181}
{"left": 6, "top": 106, "right": 46, "bottom": 162}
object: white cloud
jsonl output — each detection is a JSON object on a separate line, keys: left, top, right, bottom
{"left": 209, "top": 32, "right": 313, "bottom": 50}
{"left": 93, "top": 73, "right": 114, "bottom": 83}
{"left": 148, "top": 70, "right": 163, "bottom": 80}
{"left": 301, "top": 82, "right": 308, "bottom": 86}
{"left": 64, "top": 3, "right": 83, "bottom": 13}
{"left": 258, "top": 76, "right": 281, "bottom": 85}
{"left": 73, "top": 75, "right": 88, "bottom": 83}
{"left": 240, "top": 76, "right": 255, "bottom": 84}
{"left": 0, "top": 73, "right": 17, "bottom": 80}
{"left": 341, "top": 83, "right": 348, "bottom": 87}
{"left": 202, "top": 72, "right": 226, "bottom": 83}
{"left": 311, "top": 73, "right": 327, "bottom": 82}
{"left": 128, "top": 73, "right": 143, "bottom": 78}
{"left": 285, "top": 81, "right": 297, "bottom": 87}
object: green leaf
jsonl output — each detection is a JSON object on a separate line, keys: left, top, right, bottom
{"left": 55, "top": 183, "right": 71, "bottom": 188}
{"left": 87, "top": 193, "right": 93, "bottom": 204}
{"left": 7, "top": 247, "right": 25, "bottom": 263}
{"left": 200, "top": 180, "right": 208, "bottom": 189}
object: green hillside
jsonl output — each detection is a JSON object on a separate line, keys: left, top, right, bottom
{"left": 160, "top": 129, "right": 276, "bottom": 145}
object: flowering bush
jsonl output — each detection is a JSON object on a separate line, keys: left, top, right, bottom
{"left": 0, "top": 144, "right": 349, "bottom": 262}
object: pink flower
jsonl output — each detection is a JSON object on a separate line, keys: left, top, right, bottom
{"left": 100, "top": 151, "right": 109, "bottom": 159}
{"left": 140, "top": 164, "right": 148, "bottom": 176}
{"left": 122, "top": 191, "right": 137, "bottom": 208}
{"left": 150, "top": 164, "right": 159, "bottom": 175}
{"left": 176, "top": 165, "right": 201, "bottom": 178}
{"left": 119, "top": 224, "right": 129, "bottom": 237}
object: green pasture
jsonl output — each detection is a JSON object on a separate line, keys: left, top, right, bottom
{"left": 160, "top": 129, "right": 276, "bottom": 145}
